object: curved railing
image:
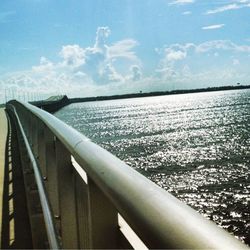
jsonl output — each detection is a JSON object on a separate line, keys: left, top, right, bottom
{"left": 6, "top": 100, "right": 248, "bottom": 249}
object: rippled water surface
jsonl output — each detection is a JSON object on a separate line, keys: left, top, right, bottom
{"left": 55, "top": 90, "right": 250, "bottom": 244}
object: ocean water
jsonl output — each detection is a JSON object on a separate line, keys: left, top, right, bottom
{"left": 55, "top": 89, "right": 250, "bottom": 244}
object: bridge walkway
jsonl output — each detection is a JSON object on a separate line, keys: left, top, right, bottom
{"left": 0, "top": 108, "right": 7, "bottom": 245}
{"left": 0, "top": 108, "right": 33, "bottom": 249}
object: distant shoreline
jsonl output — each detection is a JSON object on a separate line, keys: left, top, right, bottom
{"left": 2, "top": 84, "right": 250, "bottom": 110}
{"left": 69, "top": 84, "right": 250, "bottom": 104}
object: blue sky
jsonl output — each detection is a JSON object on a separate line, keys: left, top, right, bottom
{"left": 0, "top": 0, "right": 250, "bottom": 102}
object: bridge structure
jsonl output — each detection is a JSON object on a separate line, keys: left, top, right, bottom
{"left": 0, "top": 97, "right": 249, "bottom": 249}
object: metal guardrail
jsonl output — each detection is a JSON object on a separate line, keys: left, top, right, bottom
{"left": 8, "top": 104, "right": 60, "bottom": 249}
{"left": 6, "top": 100, "right": 249, "bottom": 249}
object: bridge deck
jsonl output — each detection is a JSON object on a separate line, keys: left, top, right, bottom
{"left": 0, "top": 108, "right": 7, "bottom": 246}
{"left": 0, "top": 108, "right": 33, "bottom": 249}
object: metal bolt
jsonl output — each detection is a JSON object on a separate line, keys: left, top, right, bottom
{"left": 43, "top": 176, "right": 47, "bottom": 181}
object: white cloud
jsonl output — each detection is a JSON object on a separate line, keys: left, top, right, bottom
{"left": 159, "top": 43, "right": 194, "bottom": 64}
{"left": 98, "top": 63, "right": 123, "bottom": 83}
{"left": 169, "top": 0, "right": 195, "bottom": 5}
{"left": 80, "top": 28, "right": 140, "bottom": 84}
{"left": 94, "top": 26, "right": 111, "bottom": 49}
{"left": 165, "top": 49, "right": 187, "bottom": 61}
{"left": 195, "top": 40, "right": 250, "bottom": 53}
{"left": 155, "top": 66, "right": 177, "bottom": 81}
{"left": 0, "top": 26, "right": 142, "bottom": 102}
{"left": 108, "top": 39, "right": 139, "bottom": 61}
{"left": 206, "top": 4, "right": 242, "bottom": 14}
{"left": 59, "top": 45, "right": 85, "bottom": 67}
{"left": 32, "top": 57, "right": 54, "bottom": 73}
{"left": 152, "top": 39, "right": 250, "bottom": 91}
{"left": 205, "top": 1, "right": 250, "bottom": 14}
{"left": 30, "top": 26, "right": 140, "bottom": 86}
{"left": 129, "top": 65, "right": 142, "bottom": 81}
{"left": 182, "top": 11, "right": 192, "bottom": 15}
{"left": 2, "top": 33, "right": 250, "bottom": 103}
{"left": 233, "top": 59, "right": 240, "bottom": 65}
{"left": 202, "top": 24, "right": 225, "bottom": 30}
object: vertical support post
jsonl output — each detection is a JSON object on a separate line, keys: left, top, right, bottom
{"left": 56, "top": 140, "right": 78, "bottom": 249}
{"left": 24, "top": 109, "right": 30, "bottom": 136}
{"left": 37, "top": 122, "right": 46, "bottom": 177}
{"left": 88, "top": 178, "right": 119, "bottom": 249}
{"left": 75, "top": 171, "right": 91, "bottom": 249}
{"left": 45, "top": 131, "right": 60, "bottom": 237}
{"left": 32, "top": 118, "right": 38, "bottom": 158}
{"left": 27, "top": 114, "right": 31, "bottom": 143}
{"left": 29, "top": 115, "right": 34, "bottom": 146}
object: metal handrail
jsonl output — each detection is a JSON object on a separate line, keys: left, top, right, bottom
{"left": 8, "top": 100, "right": 249, "bottom": 249}
{"left": 8, "top": 104, "right": 60, "bottom": 249}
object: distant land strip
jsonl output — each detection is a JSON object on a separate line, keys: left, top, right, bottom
{"left": 2, "top": 84, "right": 250, "bottom": 111}
{"left": 44, "top": 84, "right": 250, "bottom": 113}
{"left": 69, "top": 84, "right": 250, "bottom": 104}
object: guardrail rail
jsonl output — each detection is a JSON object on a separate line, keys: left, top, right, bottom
{"left": 6, "top": 100, "right": 249, "bottom": 249}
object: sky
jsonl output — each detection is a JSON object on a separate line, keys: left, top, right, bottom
{"left": 0, "top": 0, "right": 250, "bottom": 102}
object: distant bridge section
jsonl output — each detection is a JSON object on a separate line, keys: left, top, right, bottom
{"left": 31, "top": 95, "right": 70, "bottom": 113}
{"left": 29, "top": 85, "right": 250, "bottom": 114}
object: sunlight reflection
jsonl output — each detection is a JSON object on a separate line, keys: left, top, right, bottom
{"left": 55, "top": 89, "right": 250, "bottom": 244}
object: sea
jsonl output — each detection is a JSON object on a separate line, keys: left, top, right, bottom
{"left": 55, "top": 89, "right": 250, "bottom": 245}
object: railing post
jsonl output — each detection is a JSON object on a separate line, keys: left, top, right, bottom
{"left": 32, "top": 118, "right": 39, "bottom": 158}
{"left": 37, "top": 122, "right": 46, "bottom": 177}
{"left": 88, "top": 177, "right": 119, "bottom": 249}
{"left": 27, "top": 114, "right": 32, "bottom": 143}
{"left": 45, "top": 130, "right": 60, "bottom": 238}
{"left": 75, "top": 171, "right": 91, "bottom": 249}
{"left": 56, "top": 139, "right": 78, "bottom": 249}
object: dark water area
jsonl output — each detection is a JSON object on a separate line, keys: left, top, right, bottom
{"left": 55, "top": 89, "right": 250, "bottom": 245}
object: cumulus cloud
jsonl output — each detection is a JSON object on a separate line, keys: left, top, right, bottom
{"left": 195, "top": 40, "right": 250, "bottom": 53}
{"left": 98, "top": 63, "right": 123, "bottom": 83}
{"left": 32, "top": 57, "right": 54, "bottom": 73}
{"left": 155, "top": 66, "right": 177, "bottom": 81}
{"left": 70, "top": 27, "right": 139, "bottom": 85}
{"left": 152, "top": 39, "right": 250, "bottom": 91}
{"left": 165, "top": 49, "right": 187, "bottom": 61}
{"left": 60, "top": 45, "right": 85, "bottom": 67}
{"left": 129, "top": 65, "right": 142, "bottom": 81}
{"left": 157, "top": 43, "right": 194, "bottom": 66}
{"left": 202, "top": 24, "right": 225, "bottom": 30}
{"left": 108, "top": 39, "right": 139, "bottom": 61}
{"left": 0, "top": 26, "right": 142, "bottom": 102}
{"left": 2, "top": 31, "right": 250, "bottom": 103}
{"left": 157, "top": 40, "right": 250, "bottom": 60}
{"left": 94, "top": 26, "right": 111, "bottom": 49}
{"left": 31, "top": 26, "right": 140, "bottom": 86}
